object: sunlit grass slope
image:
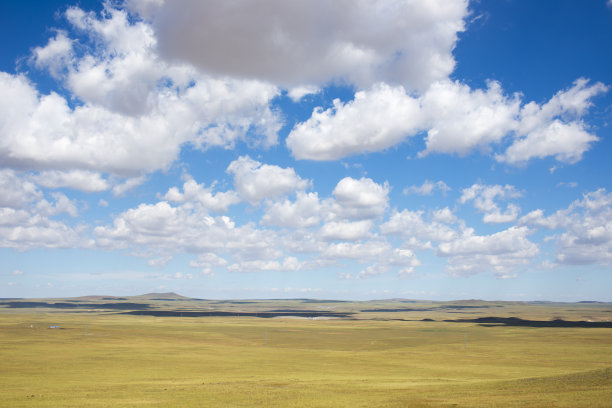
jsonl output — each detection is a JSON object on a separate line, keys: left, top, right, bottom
{"left": 1, "top": 297, "right": 611, "bottom": 407}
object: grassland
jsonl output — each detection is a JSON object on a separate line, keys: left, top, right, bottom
{"left": 1, "top": 294, "right": 611, "bottom": 407}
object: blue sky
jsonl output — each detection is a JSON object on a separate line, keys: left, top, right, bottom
{"left": 1, "top": 0, "right": 612, "bottom": 301}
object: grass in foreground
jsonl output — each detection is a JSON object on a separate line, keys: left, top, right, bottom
{"left": 0, "top": 299, "right": 611, "bottom": 407}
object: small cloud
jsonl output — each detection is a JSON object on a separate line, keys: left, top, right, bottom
{"left": 98, "top": 199, "right": 109, "bottom": 207}
{"left": 148, "top": 256, "right": 173, "bottom": 267}
{"left": 469, "top": 13, "right": 485, "bottom": 25}
{"left": 403, "top": 180, "right": 450, "bottom": 196}
{"left": 172, "top": 272, "right": 194, "bottom": 280}
{"left": 7, "top": 282, "right": 16, "bottom": 286}
{"left": 287, "top": 85, "right": 319, "bottom": 102}
{"left": 459, "top": 183, "right": 521, "bottom": 224}
{"left": 12, "top": 270, "right": 24, "bottom": 275}
{"left": 341, "top": 161, "right": 364, "bottom": 170}
{"left": 357, "top": 264, "right": 388, "bottom": 279}
{"left": 112, "top": 176, "right": 146, "bottom": 197}
{"left": 337, "top": 272, "right": 354, "bottom": 280}
{"left": 557, "top": 181, "right": 578, "bottom": 188}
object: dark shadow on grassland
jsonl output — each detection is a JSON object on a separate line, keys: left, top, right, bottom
{"left": 0, "top": 301, "right": 150, "bottom": 310}
{"left": 121, "top": 310, "right": 353, "bottom": 318}
{"left": 445, "top": 317, "right": 612, "bottom": 328}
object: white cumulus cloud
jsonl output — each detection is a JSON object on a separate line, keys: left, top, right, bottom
{"left": 380, "top": 209, "right": 459, "bottom": 249}
{"left": 1, "top": 6, "right": 282, "bottom": 180}
{"left": 0, "top": 170, "right": 42, "bottom": 209}
{"left": 261, "top": 192, "right": 323, "bottom": 228}
{"left": 420, "top": 80, "right": 520, "bottom": 157}
{"left": 460, "top": 184, "right": 522, "bottom": 223}
{"left": 437, "top": 226, "right": 539, "bottom": 277}
{"left": 520, "top": 189, "right": 612, "bottom": 266}
{"left": 164, "top": 178, "right": 240, "bottom": 213}
{"left": 403, "top": 180, "right": 450, "bottom": 196}
{"left": 31, "top": 170, "right": 110, "bottom": 193}
{"left": 332, "top": 177, "right": 389, "bottom": 220}
{"left": 287, "top": 83, "right": 424, "bottom": 160}
{"left": 320, "top": 220, "right": 373, "bottom": 242}
{"left": 287, "top": 78, "right": 606, "bottom": 165}
{"left": 497, "top": 79, "right": 608, "bottom": 164}
{"left": 227, "top": 156, "right": 310, "bottom": 204}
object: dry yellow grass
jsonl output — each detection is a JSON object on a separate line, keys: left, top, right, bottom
{"left": 1, "top": 300, "right": 611, "bottom": 407}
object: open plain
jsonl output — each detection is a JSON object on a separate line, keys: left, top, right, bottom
{"left": 1, "top": 293, "right": 611, "bottom": 407}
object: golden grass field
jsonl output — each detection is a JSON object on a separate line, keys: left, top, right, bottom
{"left": 1, "top": 295, "right": 611, "bottom": 407}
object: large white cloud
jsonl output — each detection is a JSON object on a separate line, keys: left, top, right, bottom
{"left": 226, "top": 156, "right": 310, "bottom": 204}
{"left": 287, "top": 84, "right": 423, "bottom": 160}
{"left": 287, "top": 79, "right": 606, "bottom": 164}
{"left": 420, "top": 80, "right": 520, "bottom": 157}
{"left": 2, "top": 6, "right": 282, "bottom": 178}
{"left": 132, "top": 0, "right": 468, "bottom": 89}
{"left": 498, "top": 79, "right": 608, "bottom": 164}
